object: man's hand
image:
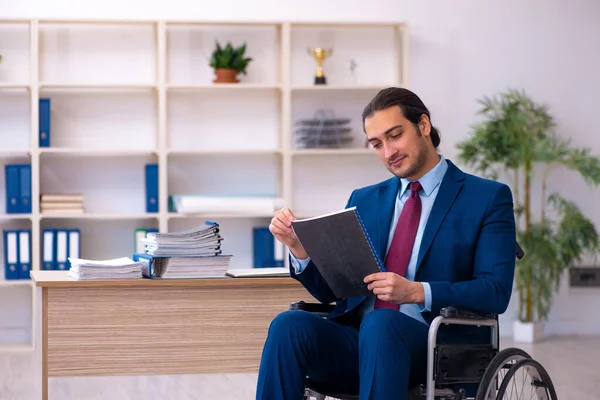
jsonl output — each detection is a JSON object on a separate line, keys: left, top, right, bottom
{"left": 364, "top": 272, "right": 425, "bottom": 305}
{"left": 269, "top": 208, "right": 308, "bottom": 259}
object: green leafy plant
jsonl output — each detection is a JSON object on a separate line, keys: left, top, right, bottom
{"left": 456, "top": 88, "right": 600, "bottom": 323}
{"left": 209, "top": 41, "right": 252, "bottom": 75}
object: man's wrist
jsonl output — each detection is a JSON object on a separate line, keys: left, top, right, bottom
{"left": 289, "top": 244, "right": 308, "bottom": 260}
{"left": 411, "top": 281, "right": 425, "bottom": 304}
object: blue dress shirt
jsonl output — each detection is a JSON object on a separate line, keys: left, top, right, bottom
{"left": 290, "top": 155, "right": 449, "bottom": 325}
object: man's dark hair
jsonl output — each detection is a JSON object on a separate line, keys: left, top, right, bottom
{"left": 361, "top": 87, "right": 441, "bottom": 148}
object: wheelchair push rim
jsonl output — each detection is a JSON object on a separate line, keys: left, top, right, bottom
{"left": 475, "top": 347, "right": 532, "bottom": 400}
{"left": 494, "top": 358, "right": 558, "bottom": 400}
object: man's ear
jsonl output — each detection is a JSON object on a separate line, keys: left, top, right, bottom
{"left": 419, "top": 114, "right": 431, "bottom": 137}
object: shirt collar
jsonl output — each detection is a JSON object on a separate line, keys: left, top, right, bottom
{"left": 399, "top": 154, "right": 448, "bottom": 198}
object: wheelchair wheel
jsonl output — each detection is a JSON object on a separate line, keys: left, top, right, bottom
{"left": 495, "top": 358, "right": 558, "bottom": 399}
{"left": 475, "top": 347, "right": 532, "bottom": 400}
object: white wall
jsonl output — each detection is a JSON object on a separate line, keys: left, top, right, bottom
{"left": 3, "top": 0, "right": 600, "bottom": 337}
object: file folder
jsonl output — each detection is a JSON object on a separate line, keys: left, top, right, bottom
{"left": 55, "top": 230, "right": 68, "bottom": 270}
{"left": 18, "top": 230, "right": 31, "bottom": 279}
{"left": 39, "top": 98, "right": 51, "bottom": 147}
{"left": 19, "top": 164, "right": 31, "bottom": 213}
{"left": 135, "top": 228, "right": 158, "bottom": 254}
{"left": 253, "top": 227, "right": 284, "bottom": 268}
{"left": 67, "top": 229, "right": 80, "bottom": 268}
{"left": 3, "top": 230, "right": 19, "bottom": 280}
{"left": 4, "top": 165, "right": 20, "bottom": 214}
{"left": 42, "top": 229, "right": 55, "bottom": 271}
{"left": 145, "top": 164, "right": 159, "bottom": 213}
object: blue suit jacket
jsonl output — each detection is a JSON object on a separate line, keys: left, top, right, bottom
{"left": 290, "top": 159, "right": 516, "bottom": 340}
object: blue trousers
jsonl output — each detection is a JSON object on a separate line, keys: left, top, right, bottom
{"left": 255, "top": 308, "right": 429, "bottom": 400}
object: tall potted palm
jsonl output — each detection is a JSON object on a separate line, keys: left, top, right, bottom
{"left": 456, "top": 88, "right": 600, "bottom": 342}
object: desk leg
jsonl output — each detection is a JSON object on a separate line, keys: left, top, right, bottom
{"left": 35, "top": 287, "right": 48, "bottom": 400}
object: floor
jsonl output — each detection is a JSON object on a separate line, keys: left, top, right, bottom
{"left": 0, "top": 335, "right": 597, "bottom": 399}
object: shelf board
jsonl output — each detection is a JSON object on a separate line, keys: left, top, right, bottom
{"left": 166, "top": 83, "right": 281, "bottom": 91}
{"left": 39, "top": 148, "right": 157, "bottom": 157}
{"left": 0, "top": 280, "right": 32, "bottom": 287}
{"left": 292, "top": 148, "right": 373, "bottom": 156}
{"left": 291, "top": 85, "right": 390, "bottom": 91}
{"left": 0, "top": 214, "right": 32, "bottom": 221}
{"left": 0, "top": 150, "right": 31, "bottom": 157}
{"left": 290, "top": 21, "right": 402, "bottom": 28}
{"left": 168, "top": 212, "right": 274, "bottom": 219}
{"left": 40, "top": 213, "right": 159, "bottom": 220}
{"left": 0, "top": 343, "right": 34, "bottom": 352}
{"left": 0, "top": 83, "right": 30, "bottom": 90}
{"left": 39, "top": 83, "right": 156, "bottom": 91}
{"left": 167, "top": 148, "right": 282, "bottom": 156}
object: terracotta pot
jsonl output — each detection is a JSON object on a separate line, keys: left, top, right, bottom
{"left": 213, "top": 68, "right": 239, "bottom": 83}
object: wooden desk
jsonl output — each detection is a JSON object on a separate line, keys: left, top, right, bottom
{"left": 31, "top": 270, "right": 313, "bottom": 400}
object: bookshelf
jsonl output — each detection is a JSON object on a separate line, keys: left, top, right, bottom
{"left": 0, "top": 18, "right": 408, "bottom": 348}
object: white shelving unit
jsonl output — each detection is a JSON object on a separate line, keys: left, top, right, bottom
{"left": 0, "top": 18, "right": 408, "bottom": 348}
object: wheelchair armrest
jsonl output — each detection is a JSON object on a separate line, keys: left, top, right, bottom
{"left": 289, "top": 300, "right": 335, "bottom": 314}
{"left": 439, "top": 306, "right": 497, "bottom": 321}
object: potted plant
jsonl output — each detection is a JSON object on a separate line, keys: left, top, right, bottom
{"left": 209, "top": 41, "right": 252, "bottom": 83}
{"left": 456, "top": 88, "right": 600, "bottom": 343}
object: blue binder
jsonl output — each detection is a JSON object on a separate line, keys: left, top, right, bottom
{"left": 18, "top": 230, "right": 31, "bottom": 279}
{"left": 39, "top": 98, "right": 51, "bottom": 147}
{"left": 18, "top": 164, "right": 31, "bottom": 213}
{"left": 3, "top": 230, "right": 19, "bottom": 280}
{"left": 42, "top": 229, "right": 56, "bottom": 271}
{"left": 4, "top": 165, "right": 20, "bottom": 214}
{"left": 253, "top": 227, "right": 283, "bottom": 268}
{"left": 145, "top": 164, "right": 159, "bottom": 213}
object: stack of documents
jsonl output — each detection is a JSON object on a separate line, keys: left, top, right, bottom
{"left": 40, "top": 193, "right": 84, "bottom": 214}
{"left": 136, "top": 221, "right": 232, "bottom": 279}
{"left": 169, "top": 195, "right": 283, "bottom": 215}
{"left": 67, "top": 257, "right": 143, "bottom": 280}
{"left": 141, "top": 222, "right": 222, "bottom": 257}
{"left": 134, "top": 253, "right": 232, "bottom": 279}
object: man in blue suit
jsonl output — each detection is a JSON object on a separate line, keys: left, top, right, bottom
{"left": 256, "top": 87, "right": 516, "bottom": 399}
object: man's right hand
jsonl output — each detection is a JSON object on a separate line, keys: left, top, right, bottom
{"left": 269, "top": 208, "right": 308, "bottom": 260}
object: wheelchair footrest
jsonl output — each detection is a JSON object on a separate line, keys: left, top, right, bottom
{"left": 434, "top": 344, "right": 497, "bottom": 385}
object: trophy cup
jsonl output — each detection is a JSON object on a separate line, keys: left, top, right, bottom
{"left": 308, "top": 47, "right": 333, "bottom": 85}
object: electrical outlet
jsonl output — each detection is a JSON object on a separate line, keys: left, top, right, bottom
{"left": 570, "top": 267, "right": 600, "bottom": 287}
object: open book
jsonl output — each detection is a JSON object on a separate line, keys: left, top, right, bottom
{"left": 291, "top": 207, "right": 383, "bottom": 298}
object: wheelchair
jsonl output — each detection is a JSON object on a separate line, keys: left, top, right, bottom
{"left": 291, "top": 243, "right": 559, "bottom": 400}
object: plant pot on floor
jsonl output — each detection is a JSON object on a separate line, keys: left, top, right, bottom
{"left": 513, "top": 320, "right": 545, "bottom": 343}
{"left": 213, "top": 68, "right": 239, "bottom": 83}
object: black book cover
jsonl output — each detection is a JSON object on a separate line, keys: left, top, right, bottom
{"left": 291, "top": 207, "right": 383, "bottom": 298}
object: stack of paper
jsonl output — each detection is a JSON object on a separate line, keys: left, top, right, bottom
{"left": 141, "top": 222, "right": 222, "bottom": 257}
{"left": 137, "top": 254, "right": 233, "bottom": 279}
{"left": 136, "top": 221, "right": 232, "bottom": 279}
{"left": 40, "top": 193, "right": 84, "bottom": 214}
{"left": 170, "top": 195, "right": 283, "bottom": 215}
{"left": 67, "top": 257, "right": 143, "bottom": 280}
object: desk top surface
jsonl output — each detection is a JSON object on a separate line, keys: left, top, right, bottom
{"left": 30, "top": 270, "right": 300, "bottom": 288}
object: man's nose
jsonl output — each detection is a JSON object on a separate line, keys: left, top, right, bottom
{"left": 384, "top": 145, "right": 397, "bottom": 160}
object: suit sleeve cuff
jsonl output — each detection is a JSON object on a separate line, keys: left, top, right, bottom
{"left": 418, "top": 282, "right": 432, "bottom": 312}
{"left": 289, "top": 252, "right": 311, "bottom": 274}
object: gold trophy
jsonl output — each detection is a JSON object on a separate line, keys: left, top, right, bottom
{"left": 308, "top": 47, "right": 333, "bottom": 85}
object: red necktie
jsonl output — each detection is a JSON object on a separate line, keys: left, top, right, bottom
{"left": 374, "top": 181, "right": 423, "bottom": 310}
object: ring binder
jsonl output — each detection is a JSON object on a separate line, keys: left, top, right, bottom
{"left": 291, "top": 207, "right": 383, "bottom": 298}
{"left": 352, "top": 207, "right": 385, "bottom": 270}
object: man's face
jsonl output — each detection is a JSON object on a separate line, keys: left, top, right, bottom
{"left": 364, "top": 105, "right": 430, "bottom": 180}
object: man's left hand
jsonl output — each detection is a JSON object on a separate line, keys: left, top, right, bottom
{"left": 364, "top": 272, "right": 425, "bottom": 305}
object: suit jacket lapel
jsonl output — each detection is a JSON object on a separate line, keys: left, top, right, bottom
{"left": 416, "top": 160, "right": 464, "bottom": 272}
{"left": 377, "top": 177, "right": 400, "bottom": 269}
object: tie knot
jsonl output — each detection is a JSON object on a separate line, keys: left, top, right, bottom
{"left": 409, "top": 181, "right": 422, "bottom": 193}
